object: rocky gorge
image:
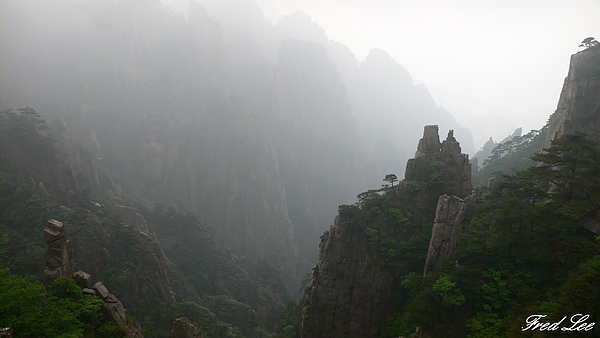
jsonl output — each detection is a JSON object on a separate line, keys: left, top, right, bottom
{"left": 1, "top": 0, "right": 599, "bottom": 336}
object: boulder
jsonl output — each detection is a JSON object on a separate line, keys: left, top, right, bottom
{"left": 93, "top": 282, "right": 128, "bottom": 328}
{"left": 73, "top": 270, "right": 92, "bottom": 288}
{"left": 170, "top": 317, "right": 204, "bottom": 338}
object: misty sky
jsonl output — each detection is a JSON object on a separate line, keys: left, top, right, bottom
{"left": 255, "top": 0, "right": 600, "bottom": 148}
{"left": 163, "top": 0, "right": 597, "bottom": 148}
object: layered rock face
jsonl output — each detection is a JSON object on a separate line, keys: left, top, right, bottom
{"left": 423, "top": 195, "right": 469, "bottom": 275}
{"left": 543, "top": 46, "right": 600, "bottom": 236}
{"left": 0, "top": 111, "right": 79, "bottom": 206}
{"left": 43, "top": 219, "right": 145, "bottom": 337}
{"left": 302, "top": 126, "right": 472, "bottom": 338}
{"left": 43, "top": 219, "right": 75, "bottom": 285}
{"left": 109, "top": 205, "right": 150, "bottom": 234}
{"left": 171, "top": 317, "right": 205, "bottom": 338}
{"left": 544, "top": 45, "right": 600, "bottom": 148}
{"left": 405, "top": 126, "right": 472, "bottom": 197}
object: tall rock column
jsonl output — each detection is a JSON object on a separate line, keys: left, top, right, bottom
{"left": 43, "top": 219, "right": 75, "bottom": 285}
{"left": 302, "top": 125, "right": 472, "bottom": 338}
{"left": 543, "top": 46, "right": 600, "bottom": 235}
{"left": 544, "top": 45, "right": 600, "bottom": 148}
{"left": 423, "top": 194, "right": 469, "bottom": 275}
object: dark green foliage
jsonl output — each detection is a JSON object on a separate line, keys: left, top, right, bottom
{"left": 145, "top": 204, "right": 287, "bottom": 337}
{"left": 0, "top": 271, "right": 123, "bottom": 337}
{"left": 398, "top": 133, "right": 600, "bottom": 336}
{"left": 176, "top": 301, "right": 244, "bottom": 338}
{"left": 0, "top": 171, "right": 64, "bottom": 275}
{"left": 0, "top": 171, "right": 148, "bottom": 335}
{"left": 272, "top": 301, "right": 303, "bottom": 338}
{"left": 476, "top": 127, "right": 547, "bottom": 186}
{"left": 383, "top": 173, "right": 398, "bottom": 187}
{"left": 527, "top": 132, "right": 600, "bottom": 219}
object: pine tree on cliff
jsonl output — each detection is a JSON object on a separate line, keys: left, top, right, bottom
{"left": 579, "top": 37, "right": 599, "bottom": 49}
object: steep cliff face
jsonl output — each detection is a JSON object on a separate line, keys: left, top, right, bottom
{"left": 302, "top": 126, "right": 471, "bottom": 338}
{"left": 0, "top": 109, "right": 79, "bottom": 206}
{"left": 0, "top": 112, "right": 291, "bottom": 336}
{"left": 543, "top": 45, "right": 600, "bottom": 236}
{"left": 423, "top": 194, "right": 473, "bottom": 276}
{"left": 544, "top": 45, "right": 600, "bottom": 148}
{"left": 1, "top": 0, "right": 365, "bottom": 286}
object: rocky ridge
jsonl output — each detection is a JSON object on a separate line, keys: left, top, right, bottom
{"left": 170, "top": 317, "right": 204, "bottom": 338}
{"left": 543, "top": 45, "right": 600, "bottom": 236}
{"left": 43, "top": 219, "right": 144, "bottom": 337}
{"left": 301, "top": 125, "right": 472, "bottom": 337}
{"left": 544, "top": 45, "right": 600, "bottom": 148}
{"left": 0, "top": 110, "right": 289, "bottom": 335}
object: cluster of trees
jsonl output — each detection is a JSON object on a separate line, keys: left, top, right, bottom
{"left": 0, "top": 273, "right": 125, "bottom": 337}
{"left": 580, "top": 37, "right": 599, "bottom": 48}
{"left": 383, "top": 133, "right": 600, "bottom": 337}
{"left": 475, "top": 127, "right": 547, "bottom": 186}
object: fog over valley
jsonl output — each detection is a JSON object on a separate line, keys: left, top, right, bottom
{"left": 1, "top": 0, "right": 599, "bottom": 337}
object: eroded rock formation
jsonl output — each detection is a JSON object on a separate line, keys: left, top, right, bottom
{"left": 405, "top": 126, "right": 472, "bottom": 197}
{"left": 544, "top": 45, "right": 600, "bottom": 148}
{"left": 43, "top": 219, "right": 75, "bottom": 285}
{"left": 170, "top": 317, "right": 205, "bottom": 338}
{"left": 423, "top": 194, "right": 469, "bottom": 275}
{"left": 43, "top": 219, "right": 145, "bottom": 337}
{"left": 543, "top": 45, "right": 600, "bottom": 236}
{"left": 108, "top": 205, "right": 150, "bottom": 234}
{"left": 302, "top": 126, "right": 472, "bottom": 338}
{"left": 93, "top": 281, "right": 128, "bottom": 328}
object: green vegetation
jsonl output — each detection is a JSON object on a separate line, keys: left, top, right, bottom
{"left": 386, "top": 133, "right": 600, "bottom": 336}
{"left": 383, "top": 173, "right": 398, "bottom": 187}
{"left": 0, "top": 272, "right": 124, "bottom": 337}
{"left": 475, "top": 127, "right": 547, "bottom": 186}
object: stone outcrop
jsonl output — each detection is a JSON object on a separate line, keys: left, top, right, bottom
{"left": 543, "top": 46, "right": 600, "bottom": 237}
{"left": 543, "top": 45, "right": 600, "bottom": 149}
{"left": 109, "top": 205, "right": 150, "bottom": 234}
{"left": 170, "top": 317, "right": 204, "bottom": 338}
{"left": 302, "top": 126, "right": 472, "bottom": 338}
{"left": 128, "top": 321, "right": 144, "bottom": 338}
{"left": 0, "top": 328, "right": 13, "bottom": 338}
{"left": 423, "top": 195, "right": 469, "bottom": 275}
{"left": 405, "top": 126, "right": 472, "bottom": 197}
{"left": 302, "top": 210, "right": 395, "bottom": 337}
{"left": 42, "top": 219, "right": 145, "bottom": 337}
{"left": 73, "top": 211, "right": 177, "bottom": 311}
{"left": 73, "top": 270, "right": 92, "bottom": 288}
{"left": 93, "top": 281, "right": 128, "bottom": 328}
{"left": 43, "top": 219, "right": 75, "bottom": 285}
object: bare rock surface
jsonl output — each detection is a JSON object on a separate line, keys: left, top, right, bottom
{"left": 43, "top": 219, "right": 75, "bottom": 285}
{"left": 544, "top": 45, "right": 600, "bottom": 148}
{"left": 170, "top": 317, "right": 204, "bottom": 338}
{"left": 302, "top": 126, "right": 472, "bottom": 338}
{"left": 93, "top": 281, "right": 128, "bottom": 328}
{"left": 423, "top": 194, "right": 469, "bottom": 275}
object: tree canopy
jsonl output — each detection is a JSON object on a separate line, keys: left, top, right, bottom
{"left": 383, "top": 133, "right": 600, "bottom": 337}
{"left": 579, "top": 37, "right": 599, "bottom": 49}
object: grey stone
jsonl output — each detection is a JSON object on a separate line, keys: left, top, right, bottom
{"left": 171, "top": 317, "right": 204, "bottom": 338}
{"left": 43, "top": 219, "right": 75, "bottom": 285}
{"left": 93, "top": 282, "right": 111, "bottom": 299}
{"left": 74, "top": 270, "right": 92, "bottom": 288}
{"left": 423, "top": 195, "right": 470, "bottom": 275}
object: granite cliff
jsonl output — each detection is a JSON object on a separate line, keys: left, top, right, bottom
{"left": 301, "top": 126, "right": 472, "bottom": 337}
{"left": 544, "top": 45, "right": 600, "bottom": 148}
{"left": 0, "top": 111, "right": 291, "bottom": 336}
